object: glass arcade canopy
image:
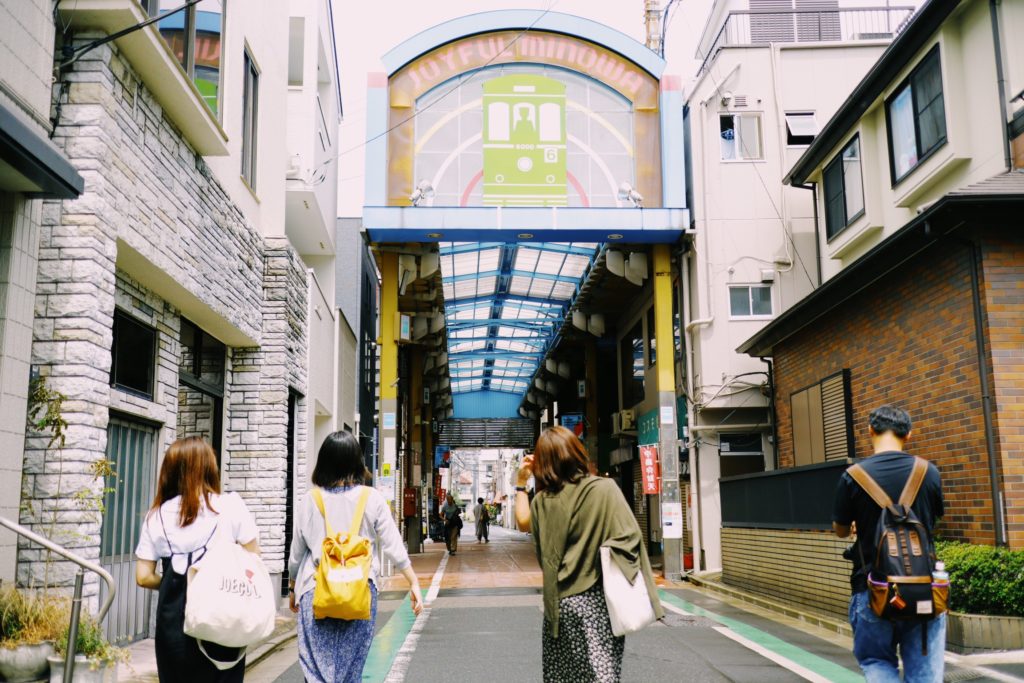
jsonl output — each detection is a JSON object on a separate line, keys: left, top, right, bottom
{"left": 441, "top": 241, "right": 597, "bottom": 398}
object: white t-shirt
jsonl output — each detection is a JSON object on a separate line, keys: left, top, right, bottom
{"left": 135, "top": 492, "right": 259, "bottom": 574}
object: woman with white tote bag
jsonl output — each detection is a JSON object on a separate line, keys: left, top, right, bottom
{"left": 515, "top": 426, "right": 664, "bottom": 683}
{"left": 135, "top": 437, "right": 262, "bottom": 682}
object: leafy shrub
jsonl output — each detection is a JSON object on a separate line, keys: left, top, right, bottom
{"left": 55, "top": 615, "right": 127, "bottom": 667}
{"left": 0, "top": 586, "right": 68, "bottom": 647}
{"left": 936, "top": 541, "right": 1024, "bottom": 617}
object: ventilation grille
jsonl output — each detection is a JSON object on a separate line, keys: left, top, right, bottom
{"left": 733, "top": 95, "right": 748, "bottom": 108}
{"left": 822, "top": 372, "right": 851, "bottom": 461}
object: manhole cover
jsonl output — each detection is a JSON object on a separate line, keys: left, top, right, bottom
{"left": 944, "top": 668, "right": 988, "bottom": 682}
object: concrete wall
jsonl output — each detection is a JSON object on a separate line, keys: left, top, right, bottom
{"left": 204, "top": 0, "right": 289, "bottom": 238}
{"left": 684, "top": 40, "right": 888, "bottom": 572}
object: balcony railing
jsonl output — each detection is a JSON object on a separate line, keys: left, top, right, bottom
{"left": 699, "top": 6, "right": 916, "bottom": 74}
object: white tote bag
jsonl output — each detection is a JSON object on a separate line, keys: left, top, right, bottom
{"left": 183, "top": 529, "right": 276, "bottom": 668}
{"left": 600, "top": 546, "right": 656, "bottom": 637}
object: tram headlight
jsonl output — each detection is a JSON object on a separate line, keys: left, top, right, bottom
{"left": 517, "top": 156, "right": 533, "bottom": 172}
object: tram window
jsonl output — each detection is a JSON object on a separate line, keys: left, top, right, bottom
{"left": 512, "top": 104, "right": 536, "bottom": 136}
{"left": 539, "top": 103, "right": 561, "bottom": 141}
{"left": 488, "top": 102, "right": 510, "bottom": 141}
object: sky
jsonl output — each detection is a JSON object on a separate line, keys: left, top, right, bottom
{"left": 332, "top": 0, "right": 716, "bottom": 215}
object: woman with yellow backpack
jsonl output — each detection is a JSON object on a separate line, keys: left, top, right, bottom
{"left": 287, "top": 431, "right": 423, "bottom": 681}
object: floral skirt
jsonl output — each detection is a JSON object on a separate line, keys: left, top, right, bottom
{"left": 297, "top": 583, "right": 378, "bottom": 683}
{"left": 542, "top": 583, "right": 625, "bottom": 683}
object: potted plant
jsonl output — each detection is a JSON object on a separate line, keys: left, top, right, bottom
{"left": 47, "top": 616, "right": 126, "bottom": 683}
{"left": 0, "top": 586, "right": 68, "bottom": 682}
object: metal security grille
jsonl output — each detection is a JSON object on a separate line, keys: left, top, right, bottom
{"left": 437, "top": 419, "right": 537, "bottom": 448}
{"left": 100, "top": 417, "right": 158, "bottom": 645}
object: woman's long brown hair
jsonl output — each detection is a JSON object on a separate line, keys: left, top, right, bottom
{"left": 532, "top": 426, "right": 592, "bottom": 493}
{"left": 150, "top": 436, "right": 221, "bottom": 527}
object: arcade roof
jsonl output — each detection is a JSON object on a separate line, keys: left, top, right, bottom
{"left": 440, "top": 241, "right": 598, "bottom": 397}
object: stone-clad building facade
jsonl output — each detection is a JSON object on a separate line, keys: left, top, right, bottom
{"left": 12, "top": 11, "right": 312, "bottom": 640}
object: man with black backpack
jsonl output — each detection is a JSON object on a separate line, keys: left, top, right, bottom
{"left": 833, "top": 405, "right": 946, "bottom": 682}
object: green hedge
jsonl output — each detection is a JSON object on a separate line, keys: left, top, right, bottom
{"left": 935, "top": 541, "right": 1024, "bottom": 617}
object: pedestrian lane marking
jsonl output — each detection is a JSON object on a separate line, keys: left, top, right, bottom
{"left": 364, "top": 554, "right": 450, "bottom": 682}
{"left": 658, "top": 590, "right": 862, "bottom": 683}
{"left": 712, "top": 626, "right": 834, "bottom": 683}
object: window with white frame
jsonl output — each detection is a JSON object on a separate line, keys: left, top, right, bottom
{"left": 886, "top": 46, "right": 946, "bottom": 183}
{"left": 729, "top": 285, "right": 772, "bottom": 318}
{"left": 785, "top": 112, "right": 818, "bottom": 146}
{"left": 720, "top": 113, "right": 763, "bottom": 160}
{"left": 241, "top": 49, "right": 259, "bottom": 189}
{"left": 823, "top": 135, "right": 865, "bottom": 240}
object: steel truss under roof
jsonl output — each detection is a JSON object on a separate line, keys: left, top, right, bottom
{"left": 440, "top": 241, "right": 598, "bottom": 398}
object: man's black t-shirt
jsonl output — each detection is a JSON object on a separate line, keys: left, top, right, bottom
{"left": 832, "top": 451, "right": 944, "bottom": 592}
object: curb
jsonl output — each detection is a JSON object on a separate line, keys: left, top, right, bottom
{"left": 245, "top": 628, "right": 298, "bottom": 671}
{"left": 684, "top": 573, "right": 853, "bottom": 638}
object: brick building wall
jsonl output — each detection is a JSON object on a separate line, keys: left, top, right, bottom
{"left": 772, "top": 240, "right": 998, "bottom": 544}
{"left": 981, "top": 229, "right": 1024, "bottom": 548}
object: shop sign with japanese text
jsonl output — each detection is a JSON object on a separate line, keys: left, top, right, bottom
{"left": 640, "top": 444, "right": 661, "bottom": 495}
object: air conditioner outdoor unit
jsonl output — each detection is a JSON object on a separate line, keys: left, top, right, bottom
{"left": 612, "top": 409, "right": 636, "bottom": 435}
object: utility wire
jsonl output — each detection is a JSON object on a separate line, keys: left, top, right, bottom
{"left": 336, "top": 0, "right": 561, "bottom": 160}
{"left": 55, "top": 0, "right": 200, "bottom": 71}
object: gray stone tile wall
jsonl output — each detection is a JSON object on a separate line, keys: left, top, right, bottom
{"left": 20, "top": 37, "right": 308, "bottom": 597}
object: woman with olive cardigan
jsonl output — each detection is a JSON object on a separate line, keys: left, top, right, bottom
{"left": 516, "top": 426, "right": 663, "bottom": 683}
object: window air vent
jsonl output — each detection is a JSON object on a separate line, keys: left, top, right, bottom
{"left": 733, "top": 95, "right": 748, "bottom": 108}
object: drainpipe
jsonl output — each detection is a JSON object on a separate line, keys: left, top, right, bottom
{"left": 681, "top": 250, "right": 706, "bottom": 571}
{"left": 990, "top": 0, "right": 1012, "bottom": 172}
{"left": 962, "top": 237, "right": 1008, "bottom": 545}
{"left": 760, "top": 357, "right": 779, "bottom": 470}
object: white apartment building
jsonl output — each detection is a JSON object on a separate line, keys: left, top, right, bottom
{"left": 683, "top": 0, "right": 914, "bottom": 571}
{"left": 0, "top": 0, "right": 342, "bottom": 646}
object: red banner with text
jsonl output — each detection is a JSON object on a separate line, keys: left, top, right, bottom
{"left": 640, "top": 445, "right": 661, "bottom": 495}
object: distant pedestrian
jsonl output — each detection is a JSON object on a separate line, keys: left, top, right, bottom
{"left": 441, "top": 493, "right": 462, "bottom": 554}
{"left": 833, "top": 405, "right": 945, "bottom": 682}
{"left": 474, "top": 497, "right": 490, "bottom": 543}
{"left": 515, "top": 426, "right": 663, "bottom": 683}
{"left": 287, "top": 431, "right": 423, "bottom": 682}
{"left": 135, "top": 437, "right": 259, "bottom": 682}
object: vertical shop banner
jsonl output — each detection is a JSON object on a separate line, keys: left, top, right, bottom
{"left": 435, "top": 445, "right": 451, "bottom": 468}
{"left": 640, "top": 445, "right": 661, "bottom": 495}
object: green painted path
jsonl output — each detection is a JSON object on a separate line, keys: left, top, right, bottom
{"left": 659, "top": 590, "right": 862, "bottom": 683}
{"left": 361, "top": 593, "right": 422, "bottom": 682}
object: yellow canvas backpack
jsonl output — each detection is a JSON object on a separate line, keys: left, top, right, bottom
{"left": 311, "top": 486, "right": 373, "bottom": 620}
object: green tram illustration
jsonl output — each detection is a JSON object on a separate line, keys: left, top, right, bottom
{"left": 482, "top": 74, "right": 567, "bottom": 207}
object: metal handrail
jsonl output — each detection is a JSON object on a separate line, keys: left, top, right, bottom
{"left": 0, "top": 516, "right": 116, "bottom": 622}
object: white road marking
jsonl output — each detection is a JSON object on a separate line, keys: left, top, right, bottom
{"left": 662, "top": 601, "right": 832, "bottom": 683}
{"left": 383, "top": 553, "right": 449, "bottom": 683}
{"left": 711, "top": 626, "right": 834, "bottom": 683}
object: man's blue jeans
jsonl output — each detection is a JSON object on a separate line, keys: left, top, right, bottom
{"left": 848, "top": 590, "right": 946, "bottom": 683}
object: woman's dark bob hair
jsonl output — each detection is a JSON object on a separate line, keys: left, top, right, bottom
{"left": 312, "top": 431, "right": 369, "bottom": 487}
{"left": 532, "top": 425, "right": 592, "bottom": 493}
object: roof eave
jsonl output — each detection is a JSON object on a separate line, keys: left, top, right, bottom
{"left": 736, "top": 192, "right": 1024, "bottom": 358}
